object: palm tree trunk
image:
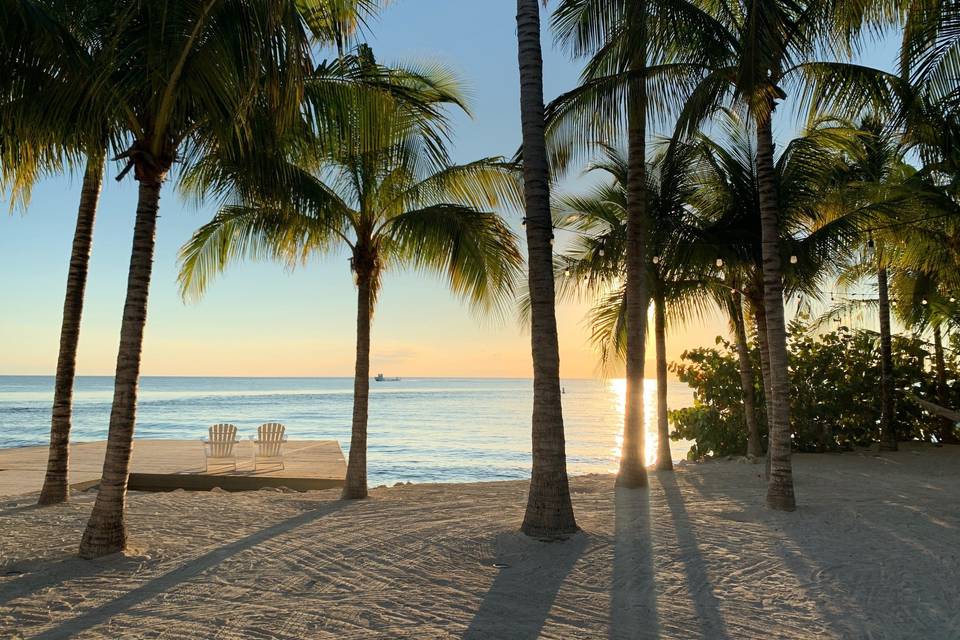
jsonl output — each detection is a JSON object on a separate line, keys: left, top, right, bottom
{"left": 756, "top": 115, "right": 796, "bottom": 511}
{"left": 618, "top": 58, "right": 651, "bottom": 488}
{"left": 733, "top": 293, "right": 762, "bottom": 458}
{"left": 654, "top": 283, "right": 672, "bottom": 470}
{"left": 877, "top": 266, "right": 897, "bottom": 451}
{"left": 79, "top": 177, "right": 162, "bottom": 558}
{"left": 343, "top": 259, "right": 373, "bottom": 500}
{"left": 752, "top": 298, "right": 773, "bottom": 429}
{"left": 932, "top": 324, "right": 956, "bottom": 443}
{"left": 516, "top": 0, "right": 577, "bottom": 538}
{"left": 38, "top": 155, "right": 104, "bottom": 506}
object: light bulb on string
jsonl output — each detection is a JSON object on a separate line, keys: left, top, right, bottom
{"left": 790, "top": 255, "right": 798, "bottom": 264}
{"left": 598, "top": 248, "right": 605, "bottom": 257}
{"left": 564, "top": 269, "right": 571, "bottom": 278}
{"left": 715, "top": 258, "right": 723, "bottom": 268}
{"left": 652, "top": 256, "right": 660, "bottom": 265}
{"left": 922, "top": 299, "right": 929, "bottom": 305}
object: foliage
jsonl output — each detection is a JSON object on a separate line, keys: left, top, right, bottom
{"left": 670, "top": 317, "right": 959, "bottom": 459}
{"left": 669, "top": 336, "right": 767, "bottom": 460}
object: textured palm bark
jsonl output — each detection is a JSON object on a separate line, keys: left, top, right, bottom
{"left": 756, "top": 116, "right": 796, "bottom": 511}
{"left": 618, "top": 70, "right": 650, "bottom": 488}
{"left": 39, "top": 156, "right": 104, "bottom": 505}
{"left": 753, "top": 296, "right": 774, "bottom": 478}
{"left": 343, "top": 254, "right": 373, "bottom": 500}
{"left": 516, "top": 0, "right": 577, "bottom": 538}
{"left": 733, "top": 294, "right": 762, "bottom": 458}
{"left": 877, "top": 267, "right": 898, "bottom": 451}
{"left": 752, "top": 299, "right": 773, "bottom": 425}
{"left": 79, "top": 177, "right": 162, "bottom": 558}
{"left": 654, "top": 285, "right": 672, "bottom": 470}
{"left": 932, "top": 325, "right": 957, "bottom": 443}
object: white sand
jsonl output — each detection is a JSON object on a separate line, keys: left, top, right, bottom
{"left": 1, "top": 443, "right": 957, "bottom": 639}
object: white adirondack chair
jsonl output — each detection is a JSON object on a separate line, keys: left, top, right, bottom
{"left": 253, "top": 422, "right": 287, "bottom": 470}
{"left": 203, "top": 423, "right": 240, "bottom": 471}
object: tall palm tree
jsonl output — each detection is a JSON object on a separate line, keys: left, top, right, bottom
{"left": 677, "top": 0, "right": 903, "bottom": 510}
{"left": 65, "top": 0, "right": 376, "bottom": 558}
{"left": 0, "top": 0, "right": 110, "bottom": 505}
{"left": 515, "top": 0, "right": 578, "bottom": 538}
{"left": 553, "top": 143, "right": 704, "bottom": 472}
{"left": 687, "top": 115, "right": 863, "bottom": 458}
{"left": 548, "top": 0, "right": 730, "bottom": 488}
{"left": 180, "top": 57, "right": 524, "bottom": 500}
{"left": 825, "top": 117, "right": 922, "bottom": 451}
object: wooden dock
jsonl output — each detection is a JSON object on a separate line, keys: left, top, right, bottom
{"left": 0, "top": 439, "right": 346, "bottom": 497}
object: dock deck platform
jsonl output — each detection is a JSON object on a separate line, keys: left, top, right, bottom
{"left": 0, "top": 439, "right": 346, "bottom": 497}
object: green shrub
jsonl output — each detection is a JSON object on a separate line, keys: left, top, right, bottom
{"left": 670, "top": 317, "right": 956, "bottom": 459}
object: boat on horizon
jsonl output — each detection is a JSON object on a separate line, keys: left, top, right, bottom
{"left": 375, "top": 373, "right": 400, "bottom": 382}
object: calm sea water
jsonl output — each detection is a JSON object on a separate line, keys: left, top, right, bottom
{"left": 0, "top": 376, "right": 693, "bottom": 486}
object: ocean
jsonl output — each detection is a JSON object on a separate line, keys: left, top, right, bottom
{"left": 0, "top": 376, "right": 694, "bottom": 486}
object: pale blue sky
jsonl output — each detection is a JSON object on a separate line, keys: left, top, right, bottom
{"left": 0, "top": 1, "right": 900, "bottom": 378}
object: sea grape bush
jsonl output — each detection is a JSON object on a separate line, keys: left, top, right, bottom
{"left": 670, "top": 318, "right": 958, "bottom": 459}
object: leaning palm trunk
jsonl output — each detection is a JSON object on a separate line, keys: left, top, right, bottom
{"left": 618, "top": 83, "right": 650, "bottom": 488}
{"left": 343, "top": 256, "right": 373, "bottom": 499}
{"left": 732, "top": 293, "right": 762, "bottom": 458}
{"left": 756, "top": 115, "right": 796, "bottom": 511}
{"left": 79, "top": 177, "right": 163, "bottom": 558}
{"left": 877, "top": 266, "right": 897, "bottom": 451}
{"left": 932, "top": 325, "right": 956, "bottom": 443}
{"left": 39, "top": 155, "right": 104, "bottom": 505}
{"left": 516, "top": 0, "right": 577, "bottom": 538}
{"left": 653, "top": 284, "right": 672, "bottom": 470}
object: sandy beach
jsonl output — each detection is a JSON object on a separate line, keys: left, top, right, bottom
{"left": 1, "top": 443, "right": 957, "bottom": 639}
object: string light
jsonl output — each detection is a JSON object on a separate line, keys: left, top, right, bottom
{"left": 598, "top": 248, "right": 605, "bottom": 257}
{"left": 652, "top": 256, "right": 660, "bottom": 264}
{"left": 564, "top": 268, "right": 571, "bottom": 278}
{"left": 922, "top": 299, "right": 929, "bottom": 305}
{"left": 715, "top": 258, "right": 723, "bottom": 268}
{"left": 790, "top": 255, "right": 798, "bottom": 264}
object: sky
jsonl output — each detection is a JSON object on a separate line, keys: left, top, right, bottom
{"left": 0, "top": 1, "right": 901, "bottom": 379}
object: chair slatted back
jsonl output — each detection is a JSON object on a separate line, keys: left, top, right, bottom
{"left": 208, "top": 423, "right": 237, "bottom": 457}
{"left": 257, "top": 422, "right": 285, "bottom": 457}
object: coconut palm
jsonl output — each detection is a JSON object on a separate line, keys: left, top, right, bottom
{"left": 686, "top": 115, "right": 864, "bottom": 458}
{"left": 179, "top": 60, "right": 524, "bottom": 501}
{"left": 63, "top": 0, "right": 380, "bottom": 559}
{"left": 548, "top": 0, "right": 730, "bottom": 488}
{"left": 0, "top": 0, "right": 111, "bottom": 505}
{"left": 553, "top": 142, "right": 705, "bottom": 472}
{"left": 515, "top": 0, "right": 579, "bottom": 538}
{"left": 675, "top": 0, "right": 907, "bottom": 510}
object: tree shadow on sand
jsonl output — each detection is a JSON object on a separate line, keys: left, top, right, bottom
{"left": 17, "top": 500, "right": 348, "bottom": 640}
{"left": 660, "top": 475, "right": 731, "bottom": 640}
{"left": 610, "top": 486, "right": 660, "bottom": 640}
{"left": 463, "top": 531, "right": 587, "bottom": 639}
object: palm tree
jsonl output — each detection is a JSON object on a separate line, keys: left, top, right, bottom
{"left": 553, "top": 143, "right": 704, "bottom": 472}
{"left": 824, "top": 117, "right": 924, "bottom": 451}
{"left": 548, "top": 0, "right": 729, "bottom": 488}
{"left": 179, "top": 56, "right": 524, "bottom": 501}
{"left": 687, "top": 115, "right": 863, "bottom": 458}
{"left": 677, "top": 0, "right": 905, "bottom": 510}
{"left": 0, "top": 0, "right": 110, "bottom": 505}
{"left": 515, "top": 0, "right": 579, "bottom": 538}
{"left": 67, "top": 0, "right": 376, "bottom": 558}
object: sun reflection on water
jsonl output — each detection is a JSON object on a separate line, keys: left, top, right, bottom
{"left": 608, "top": 378, "right": 669, "bottom": 469}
